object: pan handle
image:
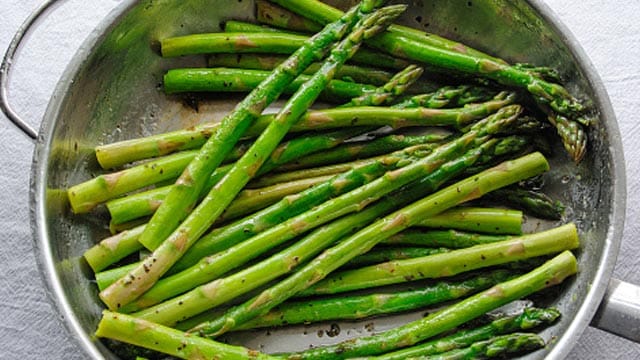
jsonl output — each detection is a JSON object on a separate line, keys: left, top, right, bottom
{"left": 0, "top": 0, "right": 62, "bottom": 141}
{"left": 591, "top": 278, "right": 640, "bottom": 343}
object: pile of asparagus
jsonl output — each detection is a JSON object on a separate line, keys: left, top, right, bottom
{"left": 67, "top": 0, "right": 590, "bottom": 358}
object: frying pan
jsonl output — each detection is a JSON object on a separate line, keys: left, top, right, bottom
{"left": 2, "top": 0, "right": 638, "bottom": 358}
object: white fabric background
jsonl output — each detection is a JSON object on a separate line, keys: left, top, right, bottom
{"left": 0, "top": 1, "right": 638, "bottom": 358}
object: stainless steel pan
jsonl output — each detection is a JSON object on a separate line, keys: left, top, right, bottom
{"left": 2, "top": 0, "right": 639, "bottom": 358}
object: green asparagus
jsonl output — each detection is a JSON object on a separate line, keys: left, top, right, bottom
{"left": 99, "top": 0, "right": 396, "bottom": 311}
{"left": 383, "top": 229, "right": 511, "bottom": 248}
{"left": 282, "top": 251, "right": 576, "bottom": 359}
{"left": 373, "top": 307, "right": 559, "bottom": 359}
{"left": 178, "top": 269, "right": 514, "bottom": 331}
{"left": 208, "top": 53, "right": 394, "bottom": 86}
{"left": 414, "top": 333, "right": 545, "bottom": 360}
{"left": 297, "top": 223, "right": 578, "bottom": 296}
{"left": 277, "top": 132, "right": 450, "bottom": 172}
{"left": 162, "top": 33, "right": 409, "bottom": 70}
{"left": 271, "top": 0, "right": 589, "bottom": 162}
{"left": 95, "top": 311, "right": 278, "bottom": 360}
{"left": 190, "top": 152, "right": 550, "bottom": 337}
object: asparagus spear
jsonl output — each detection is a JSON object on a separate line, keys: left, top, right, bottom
{"left": 178, "top": 269, "right": 514, "bottom": 331}
{"left": 95, "top": 311, "right": 278, "bottom": 360}
{"left": 173, "top": 105, "right": 518, "bottom": 270}
{"left": 84, "top": 225, "right": 145, "bottom": 273}
{"left": 416, "top": 207, "right": 522, "bottom": 235}
{"left": 127, "top": 192, "right": 413, "bottom": 319}
{"left": 93, "top": 90, "right": 506, "bottom": 170}
{"left": 99, "top": 0, "right": 397, "bottom": 311}
{"left": 249, "top": 147, "right": 436, "bottom": 188}
{"left": 392, "top": 85, "right": 497, "bottom": 109}
{"left": 342, "top": 247, "right": 450, "bottom": 268}
{"left": 383, "top": 229, "right": 511, "bottom": 248}
{"left": 132, "top": 106, "right": 521, "bottom": 309}
{"left": 278, "top": 132, "right": 450, "bottom": 172}
{"left": 68, "top": 150, "right": 196, "bottom": 213}
{"left": 190, "top": 152, "right": 550, "bottom": 337}
{"left": 95, "top": 144, "right": 432, "bottom": 292}
{"left": 107, "top": 172, "right": 333, "bottom": 228}
{"left": 122, "top": 137, "right": 503, "bottom": 317}
{"left": 413, "top": 333, "right": 545, "bottom": 360}
{"left": 95, "top": 135, "right": 511, "bottom": 292}
{"left": 208, "top": 53, "right": 394, "bottom": 86}
{"left": 265, "top": 0, "right": 502, "bottom": 62}
{"left": 341, "top": 64, "right": 424, "bottom": 107}
{"left": 272, "top": 0, "right": 589, "bottom": 162}
{"left": 162, "top": 33, "right": 409, "bottom": 70}
{"left": 96, "top": 105, "right": 518, "bottom": 288}
{"left": 373, "top": 307, "right": 560, "bottom": 359}
{"left": 164, "top": 67, "right": 381, "bottom": 102}
{"left": 100, "top": 129, "right": 523, "bottom": 287}
{"left": 166, "top": 72, "right": 516, "bottom": 130}
{"left": 297, "top": 223, "right": 578, "bottom": 297}
{"left": 281, "top": 251, "right": 576, "bottom": 359}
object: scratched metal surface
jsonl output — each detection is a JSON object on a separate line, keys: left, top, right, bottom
{"left": 0, "top": 1, "right": 638, "bottom": 359}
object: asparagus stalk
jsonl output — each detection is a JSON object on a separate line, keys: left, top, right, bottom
{"left": 172, "top": 146, "right": 425, "bottom": 274}
{"left": 208, "top": 53, "right": 394, "bottom": 86}
{"left": 383, "top": 229, "right": 511, "bottom": 248}
{"left": 84, "top": 225, "right": 145, "bottom": 273}
{"left": 127, "top": 192, "right": 412, "bottom": 319}
{"left": 97, "top": 105, "right": 519, "bottom": 289}
{"left": 95, "top": 311, "right": 278, "bottom": 360}
{"left": 272, "top": 0, "right": 589, "bottom": 162}
{"left": 164, "top": 67, "right": 380, "bottom": 102}
{"left": 341, "top": 65, "right": 424, "bottom": 107}
{"left": 68, "top": 150, "right": 196, "bottom": 213}
{"left": 374, "top": 307, "right": 560, "bottom": 359}
{"left": 106, "top": 126, "right": 367, "bottom": 225}
{"left": 265, "top": 0, "right": 502, "bottom": 62}
{"left": 281, "top": 251, "right": 576, "bottom": 359}
{"left": 414, "top": 333, "right": 545, "bottom": 360}
{"left": 297, "top": 223, "right": 578, "bottom": 297}
{"left": 134, "top": 108, "right": 522, "bottom": 312}
{"left": 107, "top": 172, "right": 333, "bottom": 228}
{"left": 95, "top": 138, "right": 497, "bottom": 292}
{"left": 278, "top": 132, "right": 450, "bottom": 172}
{"left": 249, "top": 148, "right": 435, "bottom": 188}
{"left": 123, "top": 136, "right": 500, "bottom": 317}
{"left": 392, "top": 85, "right": 497, "bottom": 109}
{"left": 104, "top": 146, "right": 420, "bottom": 258}
{"left": 92, "top": 90, "right": 505, "bottom": 170}
{"left": 99, "top": 0, "right": 396, "bottom": 311}
{"left": 95, "top": 149, "right": 424, "bottom": 293}
{"left": 178, "top": 269, "right": 514, "bottom": 331}
{"left": 416, "top": 207, "right": 523, "bottom": 235}
{"left": 190, "top": 152, "right": 550, "bottom": 337}
{"left": 162, "top": 33, "right": 410, "bottom": 70}
{"left": 342, "top": 246, "right": 450, "bottom": 268}
{"left": 165, "top": 73, "right": 516, "bottom": 130}
{"left": 172, "top": 105, "right": 519, "bottom": 271}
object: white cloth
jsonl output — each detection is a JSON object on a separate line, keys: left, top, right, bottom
{"left": 1, "top": 1, "right": 638, "bottom": 358}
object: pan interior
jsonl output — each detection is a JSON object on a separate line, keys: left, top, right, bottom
{"left": 32, "top": 0, "right": 623, "bottom": 359}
